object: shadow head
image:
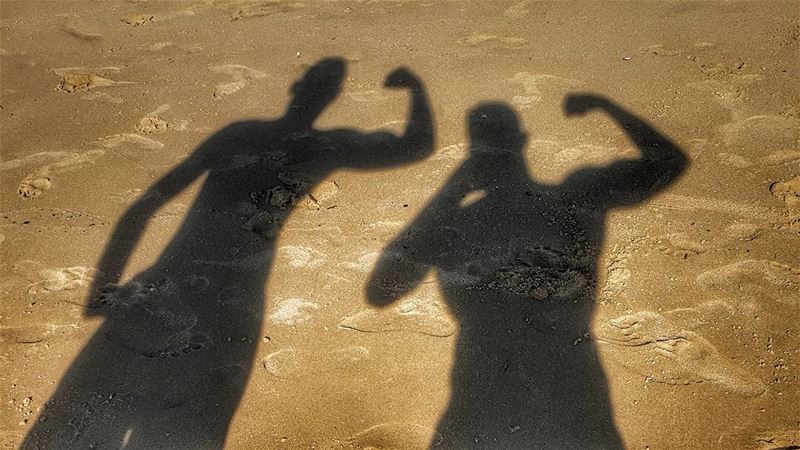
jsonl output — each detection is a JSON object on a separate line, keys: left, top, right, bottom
{"left": 289, "top": 57, "right": 346, "bottom": 122}
{"left": 468, "top": 103, "right": 527, "bottom": 156}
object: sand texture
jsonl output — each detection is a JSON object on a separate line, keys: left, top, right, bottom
{"left": 1, "top": 1, "right": 799, "bottom": 449}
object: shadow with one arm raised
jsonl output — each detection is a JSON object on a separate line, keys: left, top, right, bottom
{"left": 23, "top": 58, "right": 434, "bottom": 449}
{"left": 367, "top": 94, "right": 688, "bottom": 449}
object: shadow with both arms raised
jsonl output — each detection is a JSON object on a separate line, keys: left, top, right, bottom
{"left": 22, "top": 58, "right": 434, "bottom": 449}
{"left": 367, "top": 95, "right": 688, "bottom": 449}
{"left": 23, "top": 54, "right": 688, "bottom": 449}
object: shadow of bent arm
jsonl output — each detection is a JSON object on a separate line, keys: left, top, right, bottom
{"left": 563, "top": 93, "right": 689, "bottom": 204}
{"left": 335, "top": 68, "right": 434, "bottom": 169}
{"left": 87, "top": 147, "right": 210, "bottom": 314}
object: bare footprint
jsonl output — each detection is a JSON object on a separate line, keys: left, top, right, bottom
{"left": 503, "top": 1, "right": 531, "bottom": 19}
{"left": 342, "top": 251, "right": 381, "bottom": 273}
{"left": 2, "top": 150, "right": 106, "bottom": 172}
{"left": 762, "top": 150, "right": 800, "bottom": 165}
{"left": 770, "top": 175, "right": 800, "bottom": 208}
{"left": 0, "top": 323, "right": 80, "bottom": 344}
{"left": 719, "top": 115, "right": 800, "bottom": 153}
{"left": 5, "top": 150, "right": 105, "bottom": 200}
{"left": 262, "top": 346, "right": 370, "bottom": 379}
{"left": 599, "top": 244, "right": 632, "bottom": 303}
{"left": 214, "top": 1, "right": 303, "bottom": 21}
{"left": 268, "top": 297, "right": 320, "bottom": 326}
{"left": 697, "top": 259, "right": 800, "bottom": 305}
{"left": 652, "top": 193, "right": 788, "bottom": 223}
{"left": 637, "top": 44, "right": 682, "bottom": 57}
{"left": 135, "top": 104, "right": 189, "bottom": 134}
{"left": 652, "top": 223, "right": 761, "bottom": 258}
{"left": 59, "top": 15, "right": 103, "bottom": 41}
{"left": 277, "top": 246, "right": 327, "bottom": 269}
{"left": 596, "top": 311, "right": 766, "bottom": 396}
{"left": 209, "top": 64, "right": 266, "bottom": 99}
{"left": 750, "top": 429, "right": 800, "bottom": 450}
{"left": 53, "top": 67, "right": 134, "bottom": 93}
{"left": 121, "top": 8, "right": 195, "bottom": 27}
{"left": 458, "top": 34, "right": 527, "bottom": 48}
{"left": 81, "top": 91, "right": 123, "bottom": 104}
{"left": 340, "top": 282, "right": 455, "bottom": 337}
{"left": 100, "top": 133, "right": 164, "bottom": 151}
{"left": 18, "top": 174, "right": 52, "bottom": 199}
{"left": 27, "top": 266, "right": 100, "bottom": 294}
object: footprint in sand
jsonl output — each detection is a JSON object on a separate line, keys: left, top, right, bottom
{"left": 59, "top": 15, "right": 103, "bottom": 41}
{"left": 81, "top": 91, "right": 123, "bottom": 104}
{"left": 599, "top": 244, "right": 632, "bottom": 303}
{"left": 716, "top": 147, "right": 800, "bottom": 170}
{"left": 651, "top": 193, "right": 787, "bottom": 224}
{"left": 6, "top": 149, "right": 106, "bottom": 199}
{"left": 28, "top": 266, "right": 99, "bottom": 294}
{"left": 100, "top": 133, "right": 164, "bottom": 151}
{"left": 340, "top": 281, "right": 455, "bottom": 337}
{"left": 688, "top": 74, "right": 763, "bottom": 120}
{"left": 277, "top": 245, "right": 327, "bottom": 269}
{"left": 342, "top": 251, "right": 381, "bottom": 273}
{"left": 268, "top": 297, "right": 320, "bottom": 326}
{"left": 2, "top": 149, "right": 106, "bottom": 173}
{"left": 719, "top": 115, "right": 800, "bottom": 153}
{"left": 214, "top": 1, "right": 303, "bottom": 21}
{"left": 121, "top": 14, "right": 155, "bottom": 27}
{"left": 18, "top": 174, "right": 52, "bottom": 199}
{"left": 98, "top": 133, "right": 174, "bottom": 168}
{"left": 749, "top": 429, "right": 800, "bottom": 449}
{"left": 770, "top": 176, "right": 800, "bottom": 208}
{"left": 637, "top": 44, "right": 682, "bottom": 57}
{"left": 651, "top": 223, "right": 761, "bottom": 258}
{"left": 262, "top": 346, "right": 370, "bottom": 379}
{"left": 120, "top": 8, "right": 195, "bottom": 27}
{"left": 53, "top": 67, "right": 134, "bottom": 93}
{"left": 503, "top": 1, "right": 531, "bottom": 19}
{"left": 137, "top": 41, "right": 203, "bottom": 55}
{"left": 458, "top": 34, "right": 528, "bottom": 48}
{"left": 697, "top": 259, "right": 800, "bottom": 305}
{"left": 761, "top": 150, "right": 800, "bottom": 166}
{"left": 209, "top": 64, "right": 266, "bottom": 99}
{"left": 716, "top": 152, "right": 753, "bottom": 169}
{"left": 0, "top": 323, "right": 80, "bottom": 344}
{"left": 135, "top": 104, "right": 189, "bottom": 134}
{"left": 596, "top": 310, "right": 766, "bottom": 396}
{"left": 345, "top": 422, "right": 442, "bottom": 449}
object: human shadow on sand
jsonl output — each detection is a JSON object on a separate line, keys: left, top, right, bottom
{"left": 367, "top": 95, "right": 688, "bottom": 448}
{"left": 23, "top": 58, "right": 433, "bottom": 449}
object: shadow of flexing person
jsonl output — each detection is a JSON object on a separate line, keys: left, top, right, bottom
{"left": 23, "top": 58, "right": 433, "bottom": 449}
{"left": 367, "top": 94, "right": 688, "bottom": 449}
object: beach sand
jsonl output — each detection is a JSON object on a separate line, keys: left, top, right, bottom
{"left": 1, "top": 1, "right": 799, "bottom": 448}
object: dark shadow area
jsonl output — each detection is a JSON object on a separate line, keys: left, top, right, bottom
{"left": 367, "top": 95, "right": 688, "bottom": 449}
{"left": 22, "top": 58, "right": 433, "bottom": 449}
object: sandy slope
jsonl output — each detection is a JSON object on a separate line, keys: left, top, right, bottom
{"left": 1, "top": 1, "right": 798, "bottom": 449}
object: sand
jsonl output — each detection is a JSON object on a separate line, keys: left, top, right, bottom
{"left": 1, "top": 1, "right": 799, "bottom": 449}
